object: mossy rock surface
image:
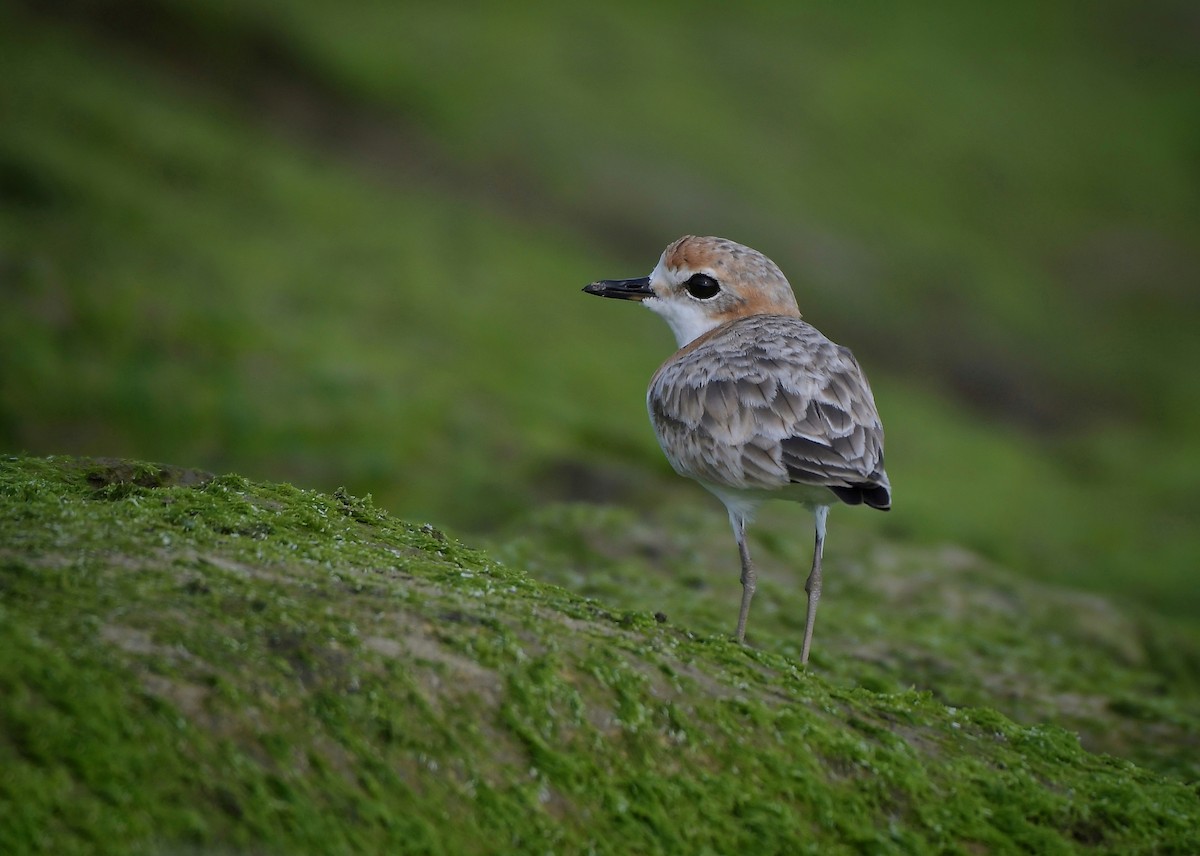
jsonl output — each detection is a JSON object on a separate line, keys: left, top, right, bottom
{"left": 495, "top": 502, "right": 1200, "bottom": 786}
{"left": 2, "top": 455, "right": 1198, "bottom": 854}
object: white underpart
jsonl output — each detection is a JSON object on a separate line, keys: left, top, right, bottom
{"left": 709, "top": 485, "right": 764, "bottom": 527}
{"left": 814, "top": 503, "right": 828, "bottom": 541}
{"left": 643, "top": 257, "right": 724, "bottom": 348}
{"left": 645, "top": 297, "right": 722, "bottom": 348}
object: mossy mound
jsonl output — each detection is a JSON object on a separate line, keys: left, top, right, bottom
{"left": 2, "top": 455, "right": 1197, "bottom": 853}
{"left": 496, "top": 502, "right": 1200, "bottom": 784}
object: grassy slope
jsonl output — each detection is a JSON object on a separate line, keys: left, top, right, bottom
{"left": 2, "top": 2, "right": 1198, "bottom": 621}
{"left": 2, "top": 455, "right": 1198, "bottom": 854}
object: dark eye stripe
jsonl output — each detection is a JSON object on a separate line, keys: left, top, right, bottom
{"left": 685, "top": 273, "right": 720, "bottom": 300}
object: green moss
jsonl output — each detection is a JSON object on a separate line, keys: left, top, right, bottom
{"left": 494, "top": 501, "right": 1200, "bottom": 784}
{"left": 2, "top": 455, "right": 1198, "bottom": 853}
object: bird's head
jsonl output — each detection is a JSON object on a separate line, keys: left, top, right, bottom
{"left": 584, "top": 235, "right": 801, "bottom": 347}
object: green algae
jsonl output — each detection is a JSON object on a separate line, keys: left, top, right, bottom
{"left": 495, "top": 501, "right": 1200, "bottom": 785}
{"left": 2, "top": 456, "right": 1198, "bottom": 853}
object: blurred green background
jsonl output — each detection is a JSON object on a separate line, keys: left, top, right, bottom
{"left": 2, "top": 0, "right": 1197, "bottom": 619}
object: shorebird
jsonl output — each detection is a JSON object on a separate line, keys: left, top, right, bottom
{"left": 583, "top": 236, "right": 890, "bottom": 664}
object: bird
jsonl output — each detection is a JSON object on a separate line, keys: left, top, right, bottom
{"left": 582, "top": 235, "right": 890, "bottom": 665}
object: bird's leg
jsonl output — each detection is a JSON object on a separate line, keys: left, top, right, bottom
{"left": 800, "top": 505, "right": 829, "bottom": 666}
{"left": 731, "top": 514, "right": 756, "bottom": 644}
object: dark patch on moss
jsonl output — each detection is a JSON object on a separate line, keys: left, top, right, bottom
{"left": 82, "top": 457, "right": 214, "bottom": 493}
{"left": 0, "top": 148, "right": 66, "bottom": 209}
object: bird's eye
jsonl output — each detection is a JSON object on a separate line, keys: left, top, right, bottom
{"left": 684, "top": 273, "right": 721, "bottom": 300}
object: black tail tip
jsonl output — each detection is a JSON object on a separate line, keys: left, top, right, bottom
{"left": 830, "top": 484, "right": 891, "bottom": 510}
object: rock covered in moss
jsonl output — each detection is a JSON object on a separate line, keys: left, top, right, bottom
{"left": 1, "top": 455, "right": 1198, "bottom": 853}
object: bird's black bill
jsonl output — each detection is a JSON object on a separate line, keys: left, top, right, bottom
{"left": 583, "top": 276, "right": 654, "bottom": 301}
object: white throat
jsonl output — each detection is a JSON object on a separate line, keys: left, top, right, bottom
{"left": 644, "top": 297, "right": 722, "bottom": 348}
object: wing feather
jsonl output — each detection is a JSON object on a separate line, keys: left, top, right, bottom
{"left": 648, "top": 315, "right": 889, "bottom": 508}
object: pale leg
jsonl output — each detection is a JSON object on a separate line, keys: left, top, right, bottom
{"left": 800, "top": 505, "right": 829, "bottom": 665}
{"left": 731, "top": 514, "right": 755, "bottom": 644}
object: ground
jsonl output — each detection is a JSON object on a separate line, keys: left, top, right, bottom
{"left": 2, "top": 455, "right": 1197, "bottom": 853}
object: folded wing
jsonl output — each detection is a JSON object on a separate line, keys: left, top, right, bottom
{"left": 648, "top": 315, "right": 890, "bottom": 509}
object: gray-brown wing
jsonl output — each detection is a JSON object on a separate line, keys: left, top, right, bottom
{"left": 648, "top": 315, "right": 889, "bottom": 507}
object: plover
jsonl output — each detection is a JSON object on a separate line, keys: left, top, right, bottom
{"left": 583, "top": 235, "right": 890, "bottom": 664}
